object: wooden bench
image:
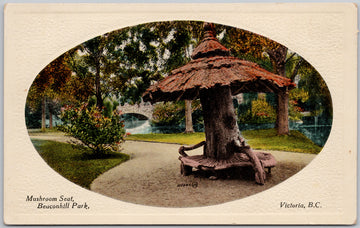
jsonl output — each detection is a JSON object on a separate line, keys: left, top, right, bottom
{"left": 178, "top": 141, "right": 277, "bottom": 182}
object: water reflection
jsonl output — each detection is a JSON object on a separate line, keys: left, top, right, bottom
{"left": 292, "top": 125, "right": 332, "bottom": 147}
{"left": 121, "top": 113, "right": 152, "bottom": 134}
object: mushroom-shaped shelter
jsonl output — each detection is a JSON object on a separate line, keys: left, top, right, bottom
{"left": 143, "top": 23, "right": 295, "bottom": 184}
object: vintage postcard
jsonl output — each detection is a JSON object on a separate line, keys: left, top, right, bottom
{"left": 3, "top": 3, "right": 358, "bottom": 225}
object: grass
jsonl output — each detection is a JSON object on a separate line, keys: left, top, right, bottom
{"left": 241, "top": 128, "right": 322, "bottom": 154}
{"left": 126, "top": 132, "right": 206, "bottom": 145}
{"left": 28, "top": 128, "right": 66, "bottom": 136}
{"left": 127, "top": 128, "right": 322, "bottom": 154}
{"left": 31, "top": 139, "right": 130, "bottom": 189}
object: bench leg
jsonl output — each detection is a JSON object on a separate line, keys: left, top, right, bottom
{"left": 267, "top": 167, "right": 271, "bottom": 174}
{"left": 180, "top": 162, "right": 192, "bottom": 176}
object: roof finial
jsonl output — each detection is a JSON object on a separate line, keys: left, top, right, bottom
{"left": 203, "top": 22, "right": 216, "bottom": 39}
{"left": 191, "top": 22, "right": 230, "bottom": 59}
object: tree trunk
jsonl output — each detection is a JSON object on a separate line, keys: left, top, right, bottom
{"left": 49, "top": 103, "right": 53, "bottom": 129}
{"left": 198, "top": 86, "right": 266, "bottom": 184}
{"left": 41, "top": 96, "right": 46, "bottom": 132}
{"left": 200, "top": 86, "right": 241, "bottom": 160}
{"left": 276, "top": 89, "right": 289, "bottom": 135}
{"left": 267, "top": 46, "right": 290, "bottom": 135}
{"left": 184, "top": 99, "right": 194, "bottom": 133}
{"left": 95, "top": 63, "right": 103, "bottom": 109}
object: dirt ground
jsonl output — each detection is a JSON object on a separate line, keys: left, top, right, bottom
{"left": 90, "top": 141, "right": 316, "bottom": 208}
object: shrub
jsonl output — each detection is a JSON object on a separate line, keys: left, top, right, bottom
{"left": 289, "top": 88, "right": 309, "bottom": 121}
{"left": 238, "top": 97, "right": 276, "bottom": 124}
{"left": 151, "top": 102, "right": 184, "bottom": 126}
{"left": 151, "top": 100, "right": 203, "bottom": 127}
{"left": 289, "top": 100, "right": 304, "bottom": 121}
{"left": 25, "top": 103, "right": 42, "bottom": 129}
{"left": 59, "top": 103, "right": 126, "bottom": 156}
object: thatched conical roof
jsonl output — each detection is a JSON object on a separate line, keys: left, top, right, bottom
{"left": 143, "top": 23, "right": 295, "bottom": 103}
{"left": 191, "top": 23, "right": 231, "bottom": 59}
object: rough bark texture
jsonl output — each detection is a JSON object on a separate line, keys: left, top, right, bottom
{"left": 197, "top": 86, "right": 266, "bottom": 183}
{"left": 184, "top": 99, "right": 194, "bottom": 133}
{"left": 267, "top": 46, "right": 291, "bottom": 135}
{"left": 200, "top": 86, "right": 240, "bottom": 160}
{"left": 267, "top": 45, "right": 287, "bottom": 77}
{"left": 41, "top": 96, "right": 46, "bottom": 131}
{"left": 276, "top": 89, "right": 289, "bottom": 135}
{"left": 236, "top": 146, "right": 266, "bottom": 185}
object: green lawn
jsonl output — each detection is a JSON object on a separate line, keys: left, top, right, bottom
{"left": 126, "top": 132, "right": 206, "bottom": 145}
{"left": 31, "top": 139, "right": 129, "bottom": 189}
{"left": 127, "top": 129, "right": 322, "bottom": 154}
{"left": 242, "top": 129, "right": 321, "bottom": 154}
{"left": 28, "top": 128, "right": 66, "bottom": 136}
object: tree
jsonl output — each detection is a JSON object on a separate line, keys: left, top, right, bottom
{"left": 152, "top": 21, "right": 205, "bottom": 133}
{"left": 265, "top": 46, "right": 306, "bottom": 134}
{"left": 26, "top": 53, "right": 72, "bottom": 131}
{"left": 184, "top": 100, "right": 194, "bottom": 133}
{"left": 91, "top": 22, "right": 203, "bottom": 132}
{"left": 63, "top": 52, "right": 95, "bottom": 105}
{"left": 25, "top": 100, "right": 42, "bottom": 129}
{"left": 106, "top": 25, "right": 162, "bottom": 105}
{"left": 76, "top": 36, "right": 108, "bottom": 109}
{"left": 67, "top": 31, "right": 130, "bottom": 109}
{"left": 162, "top": 22, "right": 194, "bottom": 133}
{"left": 222, "top": 26, "right": 305, "bottom": 135}
{"left": 57, "top": 25, "right": 163, "bottom": 113}
{"left": 297, "top": 60, "right": 332, "bottom": 123}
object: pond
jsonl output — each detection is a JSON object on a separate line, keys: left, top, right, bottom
{"left": 292, "top": 124, "right": 332, "bottom": 147}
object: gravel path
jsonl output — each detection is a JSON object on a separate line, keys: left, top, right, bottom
{"left": 90, "top": 141, "right": 316, "bottom": 208}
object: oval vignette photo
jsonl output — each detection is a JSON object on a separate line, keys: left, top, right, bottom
{"left": 25, "top": 21, "right": 333, "bottom": 208}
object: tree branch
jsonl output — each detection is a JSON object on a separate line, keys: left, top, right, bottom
{"left": 284, "top": 52, "right": 296, "bottom": 65}
{"left": 290, "top": 58, "right": 304, "bottom": 81}
{"left": 265, "top": 48, "right": 275, "bottom": 59}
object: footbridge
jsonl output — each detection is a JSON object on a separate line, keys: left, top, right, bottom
{"left": 118, "top": 102, "right": 154, "bottom": 120}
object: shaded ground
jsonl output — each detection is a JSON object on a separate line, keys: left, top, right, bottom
{"left": 31, "top": 139, "right": 129, "bottom": 189}
{"left": 90, "top": 141, "right": 316, "bottom": 208}
{"left": 29, "top": 131, "right": 82, "bottom": 144}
